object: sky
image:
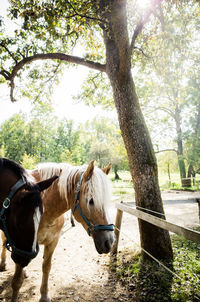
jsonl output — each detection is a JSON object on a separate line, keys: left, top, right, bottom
{"left": 0, "top": 0, "right": 117, "bottom": 126}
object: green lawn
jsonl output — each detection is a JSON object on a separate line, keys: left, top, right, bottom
{"left": 114, "top": 229, "right": 200, "bottom": 302}
{"left": 110, "top": 171, "right": 200, "bottom": 201}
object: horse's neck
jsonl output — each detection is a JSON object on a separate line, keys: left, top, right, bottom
{"left": 62, "top": 175, "right": 78, "bottom": 210}
{"left": 59, "top": 169, "right": 80, "bottom": 209}
{"left": 42, "top": 175, "right": 78, "bottom": 222}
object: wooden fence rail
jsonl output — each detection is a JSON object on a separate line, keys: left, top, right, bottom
{"left": 112, "top": 201, "right": 200, "bottom": 255}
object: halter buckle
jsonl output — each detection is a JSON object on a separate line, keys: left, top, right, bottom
{"left": 4, "top": 240, "right": 12, "bottom": 252}
{"left": 87, "top": 224, "right": 95, "bottom": 236}
{"left": 3, "top": 198, "right": 10, "bottom": 209}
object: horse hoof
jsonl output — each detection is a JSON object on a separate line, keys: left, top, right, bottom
{"left": 39, "top": 296, "right": 51, "bottom": 302}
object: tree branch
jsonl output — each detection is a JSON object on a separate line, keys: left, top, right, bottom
{"left": 0, "top": 41, "right": 18, "bottom": 64}
{"left": 155, "top": 149, "right": 177, "bottom": 154}
{"left": 10, "top": 53, "right": 106, "bottom": 78}
{"left": 0, "top": 69, "right": 11, "bottom": 80}
{"left": 155, "top": 105, "right": 175, "bottom": 118}
{"left": 10, "top": 79, "right": 16, "bottom": 102}
{"left": 66, "top": 0, "right": 104, "bottom": 24}
{"left": 130, "top": 0, "right": 164, "bottom": 53}
{"left": 146, "top": 104, "right": 175, "bottom": 118}
{"left": 133, "top": 46, "right": 151, "bottom": 58}
{"left": 6, "top": 53, "right": 106, "bottom": 102}
{"left": 155, "top": 4, "right": 165, "bottom": 31}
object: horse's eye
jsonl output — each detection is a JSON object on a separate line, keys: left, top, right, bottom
{"left": 89, "top": 198, "right": 94, "bottom": 206}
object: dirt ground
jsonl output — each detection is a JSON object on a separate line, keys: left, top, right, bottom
{"left": 0, "top": 190, "right": 199, "bottom": 302}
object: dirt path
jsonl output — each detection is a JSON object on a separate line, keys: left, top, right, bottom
{"left": 0, "top": 191, "right": 199, "bottom": 302}
{"left": 0, "top": 206, "right": 133, "bottom": 302}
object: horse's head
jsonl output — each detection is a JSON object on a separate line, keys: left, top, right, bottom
{"left": 0, "top": 163, "right": 58, "bottom": 267}
{"left": 72, "top": 161, "right": 115, "bottom": 254}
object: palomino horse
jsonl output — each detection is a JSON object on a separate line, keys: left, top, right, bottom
{"left": 0, "top": 158, "right": 58, "bottom": 302}
{"left": 1, "top": 160, "right": 115, "bottom": 302}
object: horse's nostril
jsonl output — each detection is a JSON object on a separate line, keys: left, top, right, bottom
{"left": 105, "top": 240, "right": 111, "bottom": 251}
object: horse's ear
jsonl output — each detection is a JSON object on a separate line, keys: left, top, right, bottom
{"left": 34, "top": 175, "right": 58, "bottom": 192}
{"left": 30, "top": 169, "right": 40, "bottom": 181}
{"left": 83, "top": 161, "right": 95, "bottom": 181}
{"left": 102, "top": 163, "right": 112, "bottom": 175}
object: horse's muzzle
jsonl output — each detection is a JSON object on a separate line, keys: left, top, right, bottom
{"left": 11, "top": 243, "right": 39, "bottom": 267}
{"left": 11, "top": 252, "right": 32, "bottom": 268}
{"left": 93, "top": 230, "right": 115, "bottom": 254}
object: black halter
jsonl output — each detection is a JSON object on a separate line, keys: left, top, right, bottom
{"left": 72, "top": 173, "right": 114, "bottom": 236}
{"left": 0, "top": 178, "right": 39, "bottom": 260}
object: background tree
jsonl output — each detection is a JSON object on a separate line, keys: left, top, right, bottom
{"left": 53, "top": 119, "right": 82, "bottom": 163}
{"left": 89, "top": 141, "right": 110, "bottom": 168}
{"left": 26, "top": 103, "right": 57, "bottom": 161}
{"left": 0, "top": 104, "right": 84, "bottom": 164}
{"left": 157, "top": 151, "right": 179, "bottom": 186}
{"left": 0, "top": 113, "right": 27, "bottom": 161}
{"left": 21, "top": 152, "right": 38, "bottom": 169}
{"left": 0, "top": 107, "right": 129, "bottom": 170}
{"left": 133, "top": 2, "right": 200, "bottom": 187}
{"left": 184, "top": 61, "right": 200, "bottom": 182}
{"left": 0, "top": 144, "right": 5, "bottom": 158}
{"left": 83, "top": 117, "right": 129, "bottom": 175}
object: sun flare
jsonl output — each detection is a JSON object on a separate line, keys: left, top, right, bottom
{"left": 136, "top": 0, "right": 152, "bottom": 11}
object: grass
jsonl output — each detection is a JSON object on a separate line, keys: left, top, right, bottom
{"left": 111, "top": 180, "right": 134, "bottom": 199}
{"left": 110, "top": 171, "right": 200, "bottom": 300}
{"left": 114, "top": 228, "right": 200, "bottom": 302}
{"left": 110, "top": 171, "right": 200, "bottom": 200}
{"left": 109, "top": 171, "right": 135, "bottom": 200}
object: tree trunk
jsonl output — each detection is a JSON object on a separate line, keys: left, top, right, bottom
{"left": 167, "top": 163, "right": 171, "bottom": 187}
{"left": 114, "top": 165, "right": 120, "bottom": 180}
{"left": 174, "top": 105, "right": 187, "bottom": 187}
{"left": 188, "top": 101, "right": 200, "bottom": 186}
{"left": 187, "top": 164, "right": 195, "bottom": 187}
{"left": 100, "top": 0, "right": 173, "bottom": 260}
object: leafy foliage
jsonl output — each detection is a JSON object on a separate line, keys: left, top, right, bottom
{"left": 0, "top": 107, "right": 128, "bottom": 169}
{"left": 132, "top": 1, "right": 200, "bottom": 183}
{"left": 1, "top": 0, "right": 199, "bottom": 185}
{"left": 116, "top": 230, "right": 200, "bottom": 301}
{"left": 74, "top": 71, "right": 113, "bottom": 109}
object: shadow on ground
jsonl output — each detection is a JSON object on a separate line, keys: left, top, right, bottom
{"left": 109, "top": 252, "right": 174, "bottom": 302}
{"left": 0, "top": 267, "right": 133, "bottom": 302}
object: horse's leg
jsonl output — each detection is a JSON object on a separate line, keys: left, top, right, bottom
{"left": 39, "top": 239, "right": 60, "bottom": 302}
{"left": 0, "top": 231, "right": 7, "bottom": 271}
{"left": 11, "top": 264, "right": 24, "bottom": 302}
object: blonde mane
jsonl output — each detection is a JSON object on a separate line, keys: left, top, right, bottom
{"left": 36, "top": 162, "right": 112, "bottom": 210}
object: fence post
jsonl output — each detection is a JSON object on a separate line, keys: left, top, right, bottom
{"left": 111, "top": 203, "right": 123, "bottom": 256}
{"left": 197, "top": 198, "right": 200, "bottom": 224}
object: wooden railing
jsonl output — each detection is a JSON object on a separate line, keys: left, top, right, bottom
{"left": 112, "top": 199, "right": 200, "bottom": 255}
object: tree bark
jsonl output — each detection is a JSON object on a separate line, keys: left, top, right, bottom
{"left": 100, "top": 0, "right": 173, "bottom": 260}
{"left": 174, "top": 105, "right": 187, "bottom": 187}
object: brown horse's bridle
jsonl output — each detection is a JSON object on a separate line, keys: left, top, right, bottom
{"left": 0, "top": 178, "right": 39, "bottom": 260}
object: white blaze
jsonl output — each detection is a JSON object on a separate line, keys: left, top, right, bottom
{"left": 32, "top": 207, "right": 41, "bottom": 251}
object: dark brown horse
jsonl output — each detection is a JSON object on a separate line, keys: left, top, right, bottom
{"left": 0, "top": 157, "right": 58, "bottom": 302}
